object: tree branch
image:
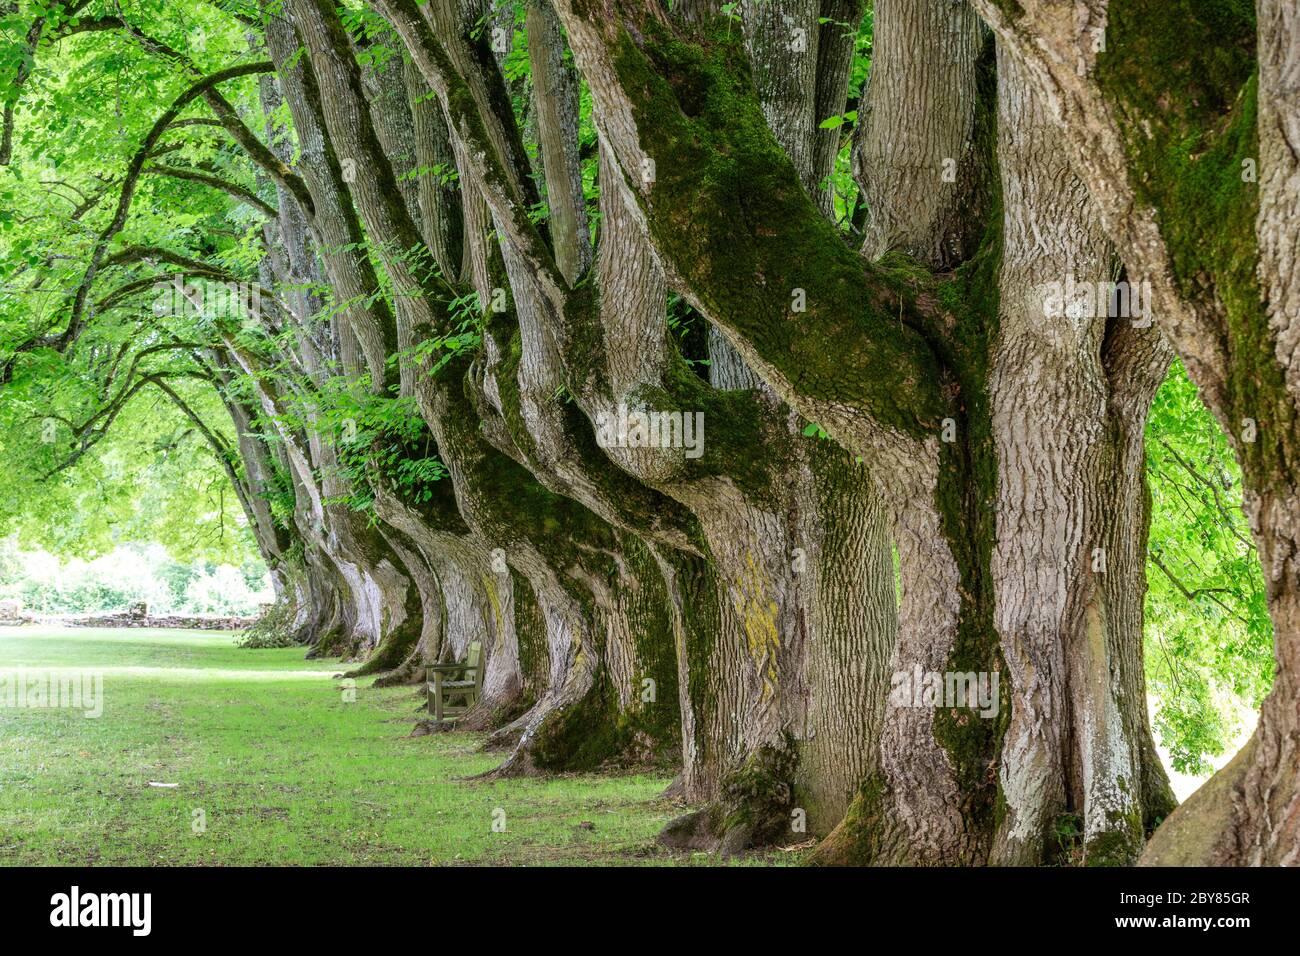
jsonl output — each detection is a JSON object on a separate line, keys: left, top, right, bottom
{"left": 544, "top": 1, "right": 946, "bottom": 460}
{"left": 53, "top": 62, "right": 274, "bottom": 358}
{"left": 146, "top": 163, "right": 278, "bottom": 218}
{"left": 1148, "top": 551, "right": 1252, "bottom": 628}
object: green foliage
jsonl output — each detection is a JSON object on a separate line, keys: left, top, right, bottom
{"left": 817, "top": 7, "right": 872, "bottom": 231}
{"left": 0, "top": 540, "right": 271, "bottom": 616}
{"left": 0, "top": 381, "right": 264, "bottom": 566}
{"left": 235, "top": 600, "right": 299, "bottom": 648}
{"left": 289, "top": 380, "right": 440, "bottom": 513}
{"left": 0, "top": 1, "right": 273, "bottom": 568}
{"left": 801, "top": 422, "right": 828, "bottom": 440}
{"left": 665, "top": 292, "right": 709, "bottom": 372}
{"left": 1050, "top": 812, "right": 1084, "bottom": 865}
{"left": 1144, "top": 363, "right": 1272, "bottom": 773}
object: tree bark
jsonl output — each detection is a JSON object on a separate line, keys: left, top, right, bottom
{"left": 966, "top": 0, "right": 1300, "bottom": 868}
{"left": 853, "top": 0, "right": 988, "bottom": 266}
{"left": 989, "top": 47, "right": 1173, "bottom": 865}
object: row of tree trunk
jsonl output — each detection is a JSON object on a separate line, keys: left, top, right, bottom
{"left": 23, "top": 0, "right": 1296, "bottom": 866}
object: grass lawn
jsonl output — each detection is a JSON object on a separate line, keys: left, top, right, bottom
{"left": 0, "top": 625, "right": 743, "bottom": 866}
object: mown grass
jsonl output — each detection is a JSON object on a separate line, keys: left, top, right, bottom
{"left": 0, "top": 626, "right": 777, "bottom": 866}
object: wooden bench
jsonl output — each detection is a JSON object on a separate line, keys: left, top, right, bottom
{"left": 426, "top": 640, "right": 484, "bottom": 723}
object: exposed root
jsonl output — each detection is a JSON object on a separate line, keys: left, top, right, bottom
{"left": 804, "top": 775, "right": 907, "bottom": 866}
{"left": 657, "top": 806, "right": 724, "bottom": 852}
{"left": 370, "top": 650, "right": 424, "bottom": 687}
{"left": 483, "top": 706, "right": 535, "bottom": 750}
{"left": 471, "top": 747, "right": 539, "bottom": 780}
{"left": 409, "top": 719, "right": 438, "bottom": 738}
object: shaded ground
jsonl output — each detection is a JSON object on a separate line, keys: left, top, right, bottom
{"left": 0, "top": 626, "right": 786, "bottom": 865}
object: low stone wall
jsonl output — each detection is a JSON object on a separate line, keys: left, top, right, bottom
{"left": 10, "top": 612, "right": 257, "bottom": 630}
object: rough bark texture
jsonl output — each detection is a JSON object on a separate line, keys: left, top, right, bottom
{"left": 528, "top": 0, "right": 591, "bottom": 283}
{"left": 990, "top": 47, "right": 1173, "bottom": 866}
{"left": 964, "top": 0, "right": 1299, "bottom": 868}
{"left": 854, "top": 0, "right": 987, "bottom": 266}
{"left": 741, "top": 0, "right": 820, "bottom": 198}
{"left": 810, "top": 0, "right": 864, "bottom": 216}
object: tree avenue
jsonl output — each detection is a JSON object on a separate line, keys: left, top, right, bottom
{"left": 0, "top": 0, "right": 1294, "bottom": 867}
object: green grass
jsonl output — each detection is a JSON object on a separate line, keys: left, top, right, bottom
{"left": 0, "top": 625, "right": 745, "bottom": 866}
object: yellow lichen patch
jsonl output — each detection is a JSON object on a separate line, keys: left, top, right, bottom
{"left": 481, "top": 573, "right": 505, "bottom": 650}
{"left": 735, "top": 553, "right": 781, "bottom": 699}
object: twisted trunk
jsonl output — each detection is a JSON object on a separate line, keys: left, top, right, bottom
{"left": 966, "top": 0, "right": 1300, "bottom": 867}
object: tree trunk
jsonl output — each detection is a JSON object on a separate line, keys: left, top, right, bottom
{"left": 528, "top": 0, "right": 591, "bottom": 283}
{"left": 989, "top": 47, "right": 1173, "bottom": 865}
{"left": 967, "top": 0, "right": 1300, "bottom": 867}
{"left": 853, "top": 0, "right": 988, "bottom": 266}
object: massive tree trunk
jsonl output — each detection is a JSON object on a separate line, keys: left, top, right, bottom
{"left": 550, "top": 135, "right": 897, "bottom": 844}
{"left": 546, "top": 0, "right": 1183, "bottom": 866}
{"left": 20, "top": 0, "right": 1300, "bottom": 872}
{"left": 528, "top": 0, "right": 591, "bottom": 284}
{"left": 370, "top": 482, "right": 514, "bottom": 692}
{"left": 405, "top": 58, "right": 464, "bottom": 278}
{"left": 288, "top": 0, "right": 683, "bottom": 771}
{"left": 965, "top": 0, "right": 1300, "bottom": 868}
{"left": 402, "top": 0, "right": 898, "bottom": 833}
{"left": 739, "top": 0, "right": 819, "bottom": 197}
{"left": 261, "top": 0, "right": 399, "bottom": 391}
{"left": 1195, "top": 0, "right": 1300, "bottom": 868}
{"left": 219, "top": 391, "right": 314, "bottom": 638}
{"left": 573, "top": 2, "right": 900, "bottom": 845}
{"left": 795, "top": 442, "right": 898, "bottom": 832}
{"left": 988, "top": 47, "right": 1173, "bottom": 865}
{"left": 799, "top": 1, "right": 1000, "bottom": 865}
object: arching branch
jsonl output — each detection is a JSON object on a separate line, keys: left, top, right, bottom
{"left": 40, "top": 368, "right": 181, "bottom": 478}
{"left": 146, "top": 163, "right": 278, "bottom": 218}
{"left": 150, "top": 375, "right": 243, "bottom": 482}
{"left": 55, "top": 62, "right": 274, "bottom": 355}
